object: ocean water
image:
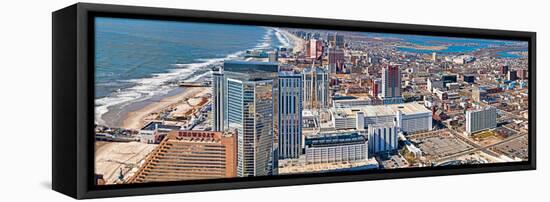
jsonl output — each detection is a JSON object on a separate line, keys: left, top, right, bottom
{"left": 364, "top": 32, "right": 528, "bottom": 57}
{"left": 496, "top": 51, "right": 524, "bottom": 59}
{"left": 94, "top": 17, "right": 291, "bottom": 125}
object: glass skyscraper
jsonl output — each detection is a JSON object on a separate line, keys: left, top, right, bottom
{"left": 214, "top": 60, "right": 278, "bottom": 177}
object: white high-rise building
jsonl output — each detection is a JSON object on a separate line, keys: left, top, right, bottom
{"left": 466, "top": 107, "right": 497, "bottom": 134}
{"left": 278, "top": 71, "right": 303, "bottom": 159}
{"left": 211, "top": 67, "right": 224, "bottom": 131}
{"left": 368, "top": 122, "right": 399, "bottom": 155}
{"left": 356, "top": 111, "right": 365, "bottom": 130}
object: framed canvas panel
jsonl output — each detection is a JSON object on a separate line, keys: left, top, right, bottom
{"left": 52, "top": 3, "right": 536, "bottom": 199}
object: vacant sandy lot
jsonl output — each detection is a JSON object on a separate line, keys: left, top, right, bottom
{"left": 95, "top": 141, "right": 157, "bottom": 184}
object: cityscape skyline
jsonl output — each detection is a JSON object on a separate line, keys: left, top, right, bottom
{"left": 93, "top": 17, "right": 529, "bottom": 185}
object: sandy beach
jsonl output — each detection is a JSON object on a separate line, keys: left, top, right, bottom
{"left": 121, "top": 86, "right": 211, "bottom": 130}
{"left": 119, "top": 29, "right": 303, "bottom": 131}
{"left": 279, "top": 29, "right": 306, "bottom": 53}
{"left": 100, "top": 28, "right": 304, "bottom": 132}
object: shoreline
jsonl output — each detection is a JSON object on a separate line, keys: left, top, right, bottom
{"left": 101, "top": 28, "right": 302, "bottom": 131}
{"left": 279, "top": 29, "right": 306, "bottom": 53}
{"left": 100, "top": 74, "right": 211, "bottom": 130}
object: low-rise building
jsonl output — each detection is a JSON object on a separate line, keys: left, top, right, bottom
{"left": 128, "top": 130, "right": 237, "bottom": 183}
{"left": 332, "top": 96, "right": 373, "bottom": 108}
{"left": 138, "top": 121, "right": 181, "bottom": 144}
{"left": 304, "top": 131, "right": 368, "bottom": 164}
{"left": 446, "top": 82, "right": 460, "bottom": 90}
{"left": 331, "top": 102, "right": 432, "bottom": 133}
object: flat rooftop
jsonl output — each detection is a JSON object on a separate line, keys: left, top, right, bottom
{"left": 278, "top": 157, "right": 379, "bottom": 174}
{"left": 140, "top": 121, "right": 181, "bottom": 131}
{"left": 331, "top": 102, "right": 431, "bottom": 118}
{"left": 224, "top": 60, "right": 278, "bottom": 73}
{"left": 305, "top": 132, "right": 366, "bottom": 148}
{"left": 332, "top": 96, "right": 358, "bottom": 100}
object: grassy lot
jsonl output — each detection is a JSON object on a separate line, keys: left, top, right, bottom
{"left": 472, "top": 130, "right": 496, "bottom": 140}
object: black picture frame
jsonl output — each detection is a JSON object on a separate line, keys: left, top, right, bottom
{"left": 52, "top": 3, "right": 536, "bottom": 199}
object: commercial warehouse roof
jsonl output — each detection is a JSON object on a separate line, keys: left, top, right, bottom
{"left": 331, "top": 102, "right": 431, "bottom": 118}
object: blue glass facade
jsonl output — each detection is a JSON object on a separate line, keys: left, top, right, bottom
{"left": 216, "top": 60, "right": 278, "bottom": 177}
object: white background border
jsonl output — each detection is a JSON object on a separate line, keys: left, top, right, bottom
{"left": 0, "top": 0, "right": 545, "bottom": 201}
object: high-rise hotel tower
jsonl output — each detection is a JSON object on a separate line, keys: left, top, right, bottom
{"left": 213, "top": 60, "right": 278, "bottom": 177}
{"left": 211, "top": 66, "right": 225, "bottom": 131}
{"left": 278, "top": 71, "right": 303, "bottom": 159}
{"left": 381, "top": 64, "right": 403, "bottom": 104}
{"left": 128, "top": 130, "right": 237, "bottom": 183}
{"left": 466, "top": 106, "right": 497, "bottom": 134}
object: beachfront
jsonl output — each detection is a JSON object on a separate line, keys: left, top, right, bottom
{"left": 119, "top": 28, "right": 303, "bottom": 131}
{"left": 94, "top": 27, "right": 304, "bottom": 185}
{"left": 122, "top": 87, "right": 210, "bottom": 130}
